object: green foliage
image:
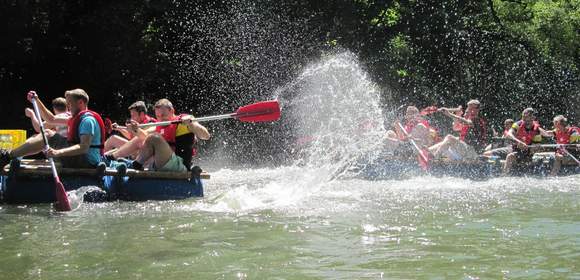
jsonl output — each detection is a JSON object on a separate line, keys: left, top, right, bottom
{"left": 493, "top": 0, "right": 580, "bottom": 70}
{"left": 370, "top": 4, "right": 400, "bottom": 27}
{"left": 141, "top": 19, "right": 161, "bottom": 47}
{"left": 0, "top": 0, "right": 577, "bottom": 129}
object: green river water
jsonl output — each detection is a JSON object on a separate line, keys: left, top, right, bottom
{"left": 0, "top": 168, "right": 578, "bottom": 279}
{"left": 1, "top": 54, "right": 578, "bottom": 279}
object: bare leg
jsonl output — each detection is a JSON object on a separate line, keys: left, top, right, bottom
{"left": 10, "top": 133, "right": 45, "bottom": 158}
{"left": 135, "top": 134, "right": 174, "bottom": 169}
{"left": 107, "top": 136, "right": 144, "bottom": 159}
{"left": 104, "top": 135, "right": 129, "bottom": 152}
{"left": 428, "top": 135, "right": 456, "bottom": 158}
{"left": 550, "top": 153, "right": 563, "bottom": 176}
{"left": 503, "top": 152, "right": 517, "bottom": 175}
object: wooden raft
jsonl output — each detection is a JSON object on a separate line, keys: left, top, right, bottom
{"left": 1, "top": 159, "right": 210, "bottom": 180}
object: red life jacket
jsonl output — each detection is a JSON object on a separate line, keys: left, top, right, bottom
{"left": 459, "top": 116, "right": 487, "bottom": 151}
{"left": 514, "top": 120, "right": 540, "bottom": 145}
{"left": 400, "top": 119, "right": 425, "bottom": 140}
{"left": 555, "top": 126, "right": 579, "bottom": 144}
{"left": 155, "top": 114, "right": 197, "bottom": 170}
{"left": 67, "top": 110, "right": 106, "bottom": 155}
{"left": 142, "top": 115, "right": 157, "bottom": 124}
{"left": 404, "top": 119, "right": 430, "bottom": 134}
{"left": 554, "top": 126, "right": 579, "bottom": 155}
{"left": 402, "top": 119, "right": 440, "bottom": 143}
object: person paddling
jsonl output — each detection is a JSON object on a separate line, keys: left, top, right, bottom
{"left": 386, "top": 106, "right": 439, "bottom": 149}
{"left": 482, "top": 118, "right": 514, "bottom": 159}
{"left": 104, "top": 101, "right": 157, "bottom": 153}
{"left": 428, "top": 99, "right": 487, "bottom": 161}
{"left": 0, "top": 89, "right": 105, "bottom": 168}
{"left": 25, "top": 97, "right": 71, "bottom": 138}
{"left": 124, "top": 98, "right": 210, "bottom": 172}
{"left": 503, "top": 108, "right": 543, "bottom": 174}
{"left": 540, "top": 115, "right": 580, "bottom": 175}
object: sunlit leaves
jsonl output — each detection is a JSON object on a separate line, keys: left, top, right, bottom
{"left": 370, "top": 6, "right": 400, "bottom": 27}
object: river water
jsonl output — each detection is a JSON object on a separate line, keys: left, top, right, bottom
{"left": 0, "top": 54, "right": 578, "bottom": 279}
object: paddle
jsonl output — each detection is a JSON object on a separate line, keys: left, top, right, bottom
{"left": 420, "top": 106, "right": 462, "bottom": 116}
{"left": 117, "top": 100, "right": 281, "bottom": 129}
{"left": 396, "top": 122, "right": 430, "bottom": 171}
{"left": 530, "top": 143, "right": 579, "bottom": 149}
{"left": 559, "top": 146, "right": 580, "bottom": 166}
{"left": 30, "top": 92, "right": 72, "bottom": 211}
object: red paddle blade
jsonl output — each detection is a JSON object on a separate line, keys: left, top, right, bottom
{"left": 234, "top": 100, "right": 281, "bottom": 122}
{"left": 54, "top": 179, "right": 72, "bottom": 211}
{"left": 418, "top": 149, "right": 431, "bottom": 171}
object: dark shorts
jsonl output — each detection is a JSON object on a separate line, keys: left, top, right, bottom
{"left": 513, "top": 147, "right": 534, "bottom": 162}
{"left": 48, "top": 134, "right": 69, "bottom": 149}
{"left": 47, "top": 134, "right": 96, "bottom": 169}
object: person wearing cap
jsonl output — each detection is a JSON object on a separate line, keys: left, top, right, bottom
{"left": 123, "top": 98, "right": 210, "bottom": 172}
{"left": 427, "top": 99, "right": 488, "bottom": 161}
{"left": 104, "top": 101, "right": 157, "bottom": 153}
{"left": 503, "top": 108, "right": 544, "bottom": 174}
{"left": 539, "top": 115, "right": 580, "bottom": 175}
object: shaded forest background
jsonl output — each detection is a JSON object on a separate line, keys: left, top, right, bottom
{"left": 1, "top": 0, "right": 578, "bottom": 160}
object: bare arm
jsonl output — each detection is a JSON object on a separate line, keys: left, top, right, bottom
{"left": 25, "top": 108, "right": 42, "bottom": 133}
{"left": 49, "top": 134, "right": 93, "bottom": 158}
{"left": 127, "top": 121, "right": 155, "bottom": 140}
{"left": 26, "top": 91, "right": 59, "bottom": 123}
{"left": 506, "top": 127, "right": 527, "bottom": 147}
{"left": 36, "top": 97, "right": 57, "bottom": 122}
{"left": 115, "top": 126, "right": 133, "bottom": 140}
{"left": 44, "top": 114, "right": 69, "bottom": 127}
{"left": 182, "top": 115, "right": 211, "bottom": 140}
{"left": 539, "top": 127, "right": 554, "bottom": 138}
{"left": 440, "top": 108, "right": 473, "bottom": 126}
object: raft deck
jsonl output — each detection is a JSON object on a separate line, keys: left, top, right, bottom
{"left": 1, "top": 159, "right": 210, "bottom": 204}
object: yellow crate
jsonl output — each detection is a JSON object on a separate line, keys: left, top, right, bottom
{"left": 0, "top": 130, "right": 27, "bottom": 150}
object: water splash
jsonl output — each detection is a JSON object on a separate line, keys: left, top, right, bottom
{"left": 194, "top": 52, "right": 389, "bottom": 213}
{"left": 66, "top": 186, "right": 102, "bottom": 211}
{"left": 276, "top": 52, "right": 386, "bottom": 172}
